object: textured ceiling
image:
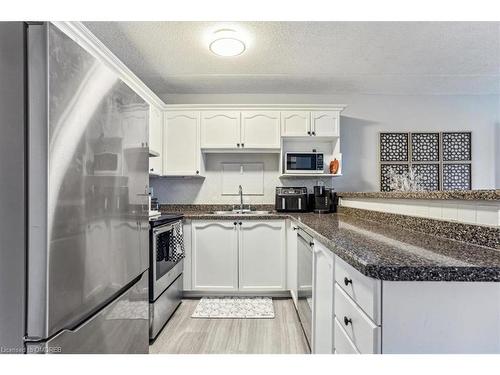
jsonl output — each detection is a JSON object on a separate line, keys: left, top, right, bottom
{"left": 84, "top": 21, "right": 500, "bottom": 96}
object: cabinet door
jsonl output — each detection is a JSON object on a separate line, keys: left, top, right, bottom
{"left": 164, "top": 111, "right": 200, "bottom": 175}
{"left": 121, "top": 106, "right": 148, "bottom": 150}
{"left": 192, "top": 221, "right": 238, "bottom": 291}
{"left": 281, "top": 111, "right": 310, "bottom": 137}
{"left": 238, "top": 220, "right": 286, "bottom": 291}
{"left": 241, "top": 111, "right": 280, "bottom": 149}
{"left": 148, "top": 106, "right": 163, "bottom": 175}
{"left": 311, "top": 111, "right": 339, "bottom": 137}
{"left": 200, "top": 111, "right": 241, "bottom": 149}
{"left": 312, "top": 240, "right": 334, "bottom": 354}
{"left": 286, "top": 221, "right": 299, "bottom": 308}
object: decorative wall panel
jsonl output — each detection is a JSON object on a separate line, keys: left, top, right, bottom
{"left": 379, "top": 131, "right": 472, "bottom": 192}
{"left": 442, "top": 132, "right": 471, "bottom": 161}
{"left": 442, "top": 164, "right": 471, "bottom": 190}
{"left": 380, "top": 164, "right": 410, "bottom": 192}
{"left": 413, "top": 164, "right": 440, "bottom": 191}
{"left": 380, "top": 133, "right": 409, "bottom": 162}
{"left": 411, "top": 133, "right": 440, "bottom": 162}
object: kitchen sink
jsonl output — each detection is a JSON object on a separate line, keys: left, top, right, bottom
{"left": 211, "top": 210, "right": 270, "bottom": 215}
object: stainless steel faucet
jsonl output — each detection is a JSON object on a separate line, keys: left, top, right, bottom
{"left": 239, "top": 185, "right": 244, "bottom": 212}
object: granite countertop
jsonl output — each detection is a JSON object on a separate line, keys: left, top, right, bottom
{"left": 160, "top": 205, "right": 500, "bottom": 282}
{"left": 338, "top": 190, "right": 500, "bottom": 201}
{"left": 290, "top": 212, "right": 500, "bottom": 282}
{"left": 160, "top": 204, "right": 287, "bottom": 220}
{"left": 181, "top": 211, "right": 289, "bottom": 220}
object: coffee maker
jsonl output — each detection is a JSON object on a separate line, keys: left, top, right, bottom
{"left": 312, "top": 185, "right": 338, "bottom": 213}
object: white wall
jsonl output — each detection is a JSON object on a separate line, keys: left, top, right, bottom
{"left": 151, "top": 153, "right": 335, "bottom": 204}
{"left": 152, "top": 93, "right": 499, "bottom": 204}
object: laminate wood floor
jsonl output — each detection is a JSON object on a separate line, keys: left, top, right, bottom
{"left": 149, "top": 298, "right": 310, "bottom": 354}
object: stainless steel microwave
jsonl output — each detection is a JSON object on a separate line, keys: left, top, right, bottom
{"left": 285, "top": 152, "right": 324, "bottom": 174}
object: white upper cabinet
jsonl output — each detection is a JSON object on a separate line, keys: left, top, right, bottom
{"left": 281, "top": 111, "right": 311, "bottom": 137}
{"left": 241, "top": 111, "right": 281, "bottom": 149}
{"left": 121, "top": 104, "right": 148, "bottom": 149}
{"left": 192, "top": 221, "right": 238, "bottom": 291}
{"left": 238, "top": 221, "right": 286, "bottom": 291}
{"left": 164, "top": 111, "right": 201, "bottom": 176}
{"left": 311, "top": 111, "right": 340, "bottom": 137}
{"left": 200, "top": 111, "right": 240, "bottom": 149}
{"left": 148, "top": 106, "right": 163, "bottom": 175}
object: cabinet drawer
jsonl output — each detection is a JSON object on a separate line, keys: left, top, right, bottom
{"left": 335, "top": 256, "right": 381, "bottom": 324}
{"left": 334, "top": 284, "right": 381, "bottom": 354}
{"left": 334, "top": 317, "right": 360, "bottom": 354}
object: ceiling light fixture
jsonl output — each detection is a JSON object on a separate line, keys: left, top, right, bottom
{"left": 209, "top": 29, "right": 246, "bottom": 57}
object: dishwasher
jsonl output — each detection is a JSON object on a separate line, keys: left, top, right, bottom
{"left": 296, "top": 227, "right": 314, "bottom": 349}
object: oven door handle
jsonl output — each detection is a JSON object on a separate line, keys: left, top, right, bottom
{"left": 153, "top": 223, "right": 175, "bottom": 235}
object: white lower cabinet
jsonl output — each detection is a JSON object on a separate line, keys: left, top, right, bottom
{"left": 334, "top": 284, "right": 381, "bottom": 354}
{"left": 190, "top": 220, "right": 286, "bottom": 292}
{"left": 312, "top": 240, "right": 334, "bottom": 354}
{"left": 187, "top": 220, "right": 500, "bottom": 354}
{"left": 191, "top": 221, "right": 238, "bottom": 291}
{"left": 334, "top": 317, "right": 359, "bottom": 354}
{"left": 335, "top": 255, "right": 381, "bottom": 324}
{"left": 239, "top": 221, "right": 286, "bottom": 291}
{"left": 286, "top": 220, "right": 298, "bottom": 308}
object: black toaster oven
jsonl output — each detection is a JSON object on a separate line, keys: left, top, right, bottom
{"left": 275, "top": 187, "right": 309, "bottom": 212}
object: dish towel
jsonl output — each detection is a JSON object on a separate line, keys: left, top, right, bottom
{"left": 169, "top": 221, "right": 185, "bottom": 262}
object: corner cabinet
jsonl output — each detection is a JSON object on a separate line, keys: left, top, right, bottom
{"left": 190, "top": 220, "right": 286, "bottom": 292}
{"left": 164, "top": 111, "right": 202, "bottom": 176}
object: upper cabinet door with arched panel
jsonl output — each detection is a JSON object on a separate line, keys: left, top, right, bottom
{"left": 311, "top": 111, "right": 339, "bottom": 137}
{"left": 164, "top": 111, "right": 200, "bottom": 175}
{"left": 281, "top": 111, "right": 311, "bottom": 137}
{"left": 148, "top": 106, "right": 163, "bottom": 175}
{"left": 200, "top": 111, "right": 241, "bottom": 149}
{"left": 241, "top": 111, "right": 281, "bottom": 149}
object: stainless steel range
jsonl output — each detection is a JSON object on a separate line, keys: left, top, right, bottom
{"left": 149, "top": 214, "right": 184, "bottom": 340}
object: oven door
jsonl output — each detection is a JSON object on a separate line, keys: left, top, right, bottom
{"left": 286, "top": 153, "right": 320, "bottom": 174}
{"left": 150, "top": 222, "right": 184, "bottom": 301}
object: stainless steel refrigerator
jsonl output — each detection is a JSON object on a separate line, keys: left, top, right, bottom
{"left": 0, "top": 22, "right": 150, "bottom": 354}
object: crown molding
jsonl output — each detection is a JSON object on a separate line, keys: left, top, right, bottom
{"left": 52, "top": 21, "right": 166, "bottom": 110}
{"left": 163, "top": 104, "right": 347, "bottom": 111}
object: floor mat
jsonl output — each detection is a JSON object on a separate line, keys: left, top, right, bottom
{"left": 191, "top": 297, "right": 275, "bottom": 319}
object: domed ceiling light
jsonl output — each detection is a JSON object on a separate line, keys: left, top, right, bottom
{"left": 209, "top": 29, "right": 246, "bottom": 57}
